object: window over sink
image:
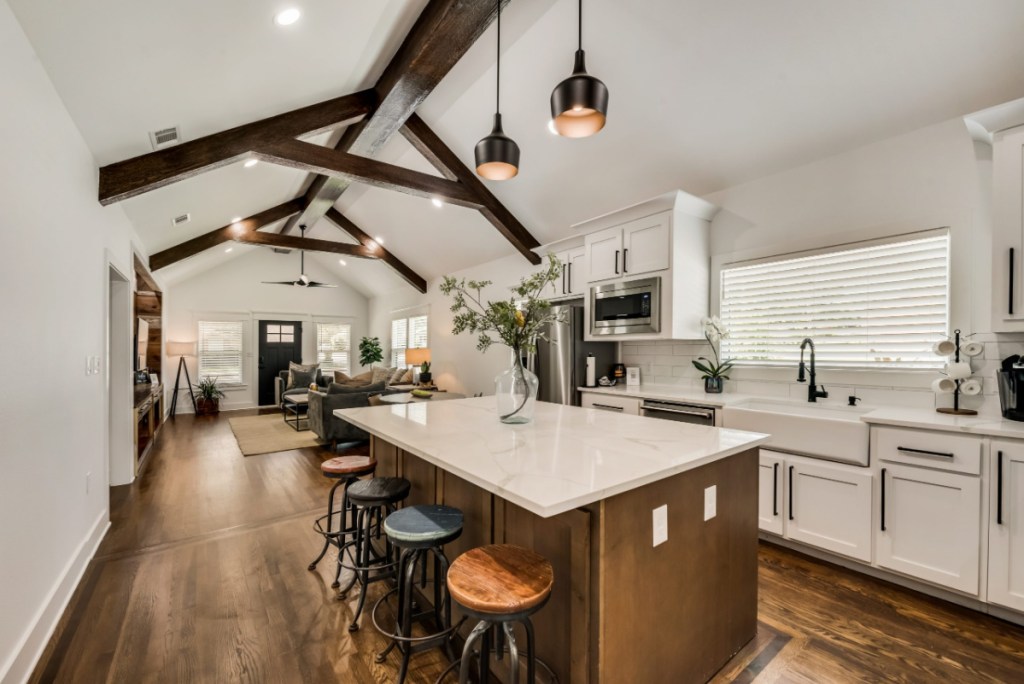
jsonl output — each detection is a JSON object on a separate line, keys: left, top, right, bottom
{"left": 719, "top": 231, "right": 949, "bottom": 370}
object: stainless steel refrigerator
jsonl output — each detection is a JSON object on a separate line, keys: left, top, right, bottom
{"left": 536, "top": 301, "right": 617, "bottom": 406}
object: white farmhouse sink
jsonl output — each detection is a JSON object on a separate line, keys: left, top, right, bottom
{"left": 722, "top": 399, "right": 871, "bottom": 466}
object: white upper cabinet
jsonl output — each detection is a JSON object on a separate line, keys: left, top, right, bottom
{"left": 990, "top": 439, "right": 1024, "bottom": 611}
{"left": 585, "top": 227, "right": 623, "bottom": 282}
{"left": 621, "top": 213, "right": 671, "bottom": 276}
{"left": 566, "top": 247, "right": 586, "bottom": 295}
{"left": 991, "top": 127, "right": 1024, "bottom": 331}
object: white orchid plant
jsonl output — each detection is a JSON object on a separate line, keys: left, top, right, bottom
{"left": 692, "top": 316, "right": 734, "bottom": 380}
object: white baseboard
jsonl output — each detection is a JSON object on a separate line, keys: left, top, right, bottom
{"left": 0, "top": 511, "right": 110, "bottom": 684}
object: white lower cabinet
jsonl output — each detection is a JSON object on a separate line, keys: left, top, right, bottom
{"left": 758, "top": 450, "right": 872, "bottom": 563}
{"left": 990, "top": 440, "right": 1024, "bottom": 611}
{"left": 876, "top": 463, "right": 981, "bottom": 595}
{"left": 580, "top": 393, "right": 640, "bottom": 416}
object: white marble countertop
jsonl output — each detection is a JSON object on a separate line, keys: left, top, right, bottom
{"left": 337, "top": 397, "right": 768, "bottom": 518}
{"left": 577, "top": 383, "right": 754, "bottom": 408}
{"left": 861, "top": 407, "right": 1024, "bottom": 439}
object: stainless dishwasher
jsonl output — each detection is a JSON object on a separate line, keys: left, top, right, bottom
{"left": 640, "top": 399, "right": 716, "bottom": 425}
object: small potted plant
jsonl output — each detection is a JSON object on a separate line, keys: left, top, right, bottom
{"left": 692, "top": 317, "right": 733, "bottom": 394}
{"left": 359, "top": 336, "right": 383, "bottom": 368}
{"left": 193, "top": 376, "right": 225, "bottom": 415}
{"left": 419, "top": 361, "right": 432, "bottom": 385}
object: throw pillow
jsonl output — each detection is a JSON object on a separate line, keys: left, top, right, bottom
{"left": 333, "top": 370, "right": 352, "bottom": 384}
{"left": 371, "top": 367, "right": 390, "bottom": 384}
{"left": 287, "top": 361, "right": 319, "bottom": 389}
{"left": 400, "top": 369, "right": 414, "bottom": 384}
{"left": 388, "top": 367, "right": 406, "bottom": 385}
{"left": 348, "top": 370, "right": 374, "bottom": 385}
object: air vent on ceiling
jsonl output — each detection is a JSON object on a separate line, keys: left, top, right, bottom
{"left": 171, "top": 213, "right": 191, "bottom": 227}
{"left": 149, "top": 125, "right": 181, "bottom": 150}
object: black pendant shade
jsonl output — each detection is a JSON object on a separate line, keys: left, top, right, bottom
{"left": 550, "top": 49, "right": 608, "bottom": 138}
{"left": 475, "top": 113, "right": 520, "bottom": 180}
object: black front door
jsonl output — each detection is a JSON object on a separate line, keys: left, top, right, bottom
{"left": 258, "top": 320, "right": 303, "bottom": 406}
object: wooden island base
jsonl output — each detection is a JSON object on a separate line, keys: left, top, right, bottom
{"left": 371, "top": 437, "right": 759, "bottom": 683}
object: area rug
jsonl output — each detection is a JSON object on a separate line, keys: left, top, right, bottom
{"left": 228, "top": 413, "right": 322, "bottom": 456}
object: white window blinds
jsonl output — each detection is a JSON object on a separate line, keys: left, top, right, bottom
{"left": 316, "top": 323, "right": 351, "bottom": 374}
{"left": 197, "top": 321, "right": 244, "bottom": 384}
{"left": 719, "top": 234, "right": 949, "bottom": 370}
{"left": 391, "top": 314, "right": 428, "bottom": 366}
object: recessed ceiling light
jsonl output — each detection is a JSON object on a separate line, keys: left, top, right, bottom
{"left": 244, "top": 159, "right": 258, "bottom": 168}
{"left": 225, "top": 247, "right": 233, "bottom": 253}
{"left": 375, "top": 236, "right": 385, "bottom": 245}
{"left": 231, "top": 216, "right": 242, "bottom": 223}
{"left": 274, "top": 8, "right": 301, "bottom": 26}
{"left": 338, "top": 259, "right": 347, "bottom": 266}
{"left": 431, "top": 198, "right": 444, "bottom": 208}
{"left": 547, "top": 120, "right": 558, "bottom": 135}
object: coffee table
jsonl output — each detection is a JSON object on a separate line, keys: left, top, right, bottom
{"left": 282, "top": 393, "right": 310, "bottom": 431}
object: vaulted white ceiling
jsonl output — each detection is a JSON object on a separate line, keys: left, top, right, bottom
{"left": 9, "top": 0, "right": 1024, "bottom": 294}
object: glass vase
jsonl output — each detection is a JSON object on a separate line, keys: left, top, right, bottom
{"left": 495, "top": 348, "right": 539, "bottom": 424}
{"left": 704, "top": 376, "right": 724, "bottom": 394}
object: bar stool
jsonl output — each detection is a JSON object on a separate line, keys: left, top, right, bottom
{"left": 439, "top": 544, "right": 555, "bottom": 684}
{"left": 338, "top": 476, "right": 411, "bottom": 632}
{"left": 308, "top": 455, "right": 377, "bottom": 588}
{"left": 372, "top": 505, "right": 464, "bottom": 684}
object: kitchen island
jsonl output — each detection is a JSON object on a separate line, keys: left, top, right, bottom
{"left": 337, "top": 397, "right": 768, "bottom": 683}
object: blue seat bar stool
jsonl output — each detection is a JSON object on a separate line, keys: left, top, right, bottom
{"left": 338, "top": 476, "right": 411, "bottom": 632}
{"left": 438, "top": 544, "right": 556, "bottom": 684}
{"left": 308, "top": 455, "right": 377, "bottom": 589}
{"left": 372, "top": 505, "right": 465, "bottom": 683}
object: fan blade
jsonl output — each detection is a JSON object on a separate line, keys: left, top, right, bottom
{"left": 262, "top": 280, "right": 299, "bottom": 285}
{"left": 307, "top": 282, "right": 338, "bottom": 288}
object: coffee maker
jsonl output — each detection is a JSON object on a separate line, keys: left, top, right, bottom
{"left": 998, "top": 355, "right": 1024, "bottom": 421}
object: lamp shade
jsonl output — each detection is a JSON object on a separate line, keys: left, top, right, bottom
{"left": 550, "top": 50, "right": 608, "bottom": 138}
{"left": 405, "top": 348, "right": 431, "bottom": 366}
{"left": 475, "top": 114, "right": 520, "bottom": 181}
{"left": 167, "top": 341, "right": 197, "bottom": 357}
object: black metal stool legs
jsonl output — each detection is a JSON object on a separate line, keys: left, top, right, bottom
{"left": 308, "top": 477, "right": 346, "bottom": 571}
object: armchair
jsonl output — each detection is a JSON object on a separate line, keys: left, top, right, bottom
{"left": 276, "top": 369, "right": 331, "bottom": 408}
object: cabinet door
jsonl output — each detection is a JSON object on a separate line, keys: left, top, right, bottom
{"left": 877, "top": 464, "right": 981, "bottom": 595}
{"left": 758, "top": 451, "right": 785, "bottom": 535}
{"left": 785, "top": 458, "right": 872, "bottom": 562}
{"left": 992, "top": 128, "right": 1024, "bottom": 331}
{"left": 542, "top": 251, "right": 569, "bottom": 299}
{"left": 566, "top": 247, "right": 586, "bottom": 295}
{"left": 585, "top": 227, "right": 622, "bottom": 282}
{"left": 990, "top": 441, "right": 1024, "bottom": 610}
{"left": 621, "top": 213, "right": 671, "bottom": 276}
{"left": 580, "top": 392, "right": 640, "bottom": 415}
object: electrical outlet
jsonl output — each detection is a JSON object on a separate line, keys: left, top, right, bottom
{"left": 652, "top": 505, "right": 668, "bottom": 547}
{"left": 704, "top": 485, "right": 717, "bottom": 521}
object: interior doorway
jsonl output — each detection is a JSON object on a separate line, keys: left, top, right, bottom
{"left": 258, "top": 320, "right": 302, "bottom": 406}
{"left": 107, "top": 264, "right": 133, "bottom": 486}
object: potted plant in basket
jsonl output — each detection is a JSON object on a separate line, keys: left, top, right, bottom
{"left": 692, "top": 317, "right": 733, "bottom": 394}
{"left": 358, "top": 336, "right": 383, "bottom": 368}
{"left": 441, "top": 254, "right": 565, "bottom": 424}
{"left": 193, "top": 376, "right": 225, "bottom": 415}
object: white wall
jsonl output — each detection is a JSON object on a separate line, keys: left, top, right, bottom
{"left": 164, "top": 249, "right": 369, "bottom": 410}
{"left": 0, "top": 1, "right": 150, "bottom": 680}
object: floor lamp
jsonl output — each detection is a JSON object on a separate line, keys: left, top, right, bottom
{"left": 167, "top": 341, "right": 197, "bottom": 418}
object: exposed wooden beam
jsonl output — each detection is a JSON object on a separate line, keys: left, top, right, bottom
{"left": 401, "top": 113, "right": 542, "bottom": 264}
{"left": 98, "top": 90, "right": 377, "bottom": 205}
{"left": 325, "top": 207, "right": 427, "bottom": 293}
{"left": 133, "top": 253, "right": 162, "bottom": 292}
{"left": 281, "top": 0, "right": 508, "bottom": 233}
{"left": 254, "top": 139, "right": 480, "bottom": 208}
{"left": 232, "top": 231, "right": 380, "bottom": 259}
{"left": 149, "top": 200, "right": 304, "bottom": 270}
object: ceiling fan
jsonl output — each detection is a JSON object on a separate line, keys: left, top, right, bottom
{"left": 261, "top": 225, "right": 337, "bottom": 288}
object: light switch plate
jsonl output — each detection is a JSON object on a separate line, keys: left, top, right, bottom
{"left": 652, "top": 504, "right": 668, "bottom": 547}
{"left": 704, "top": 485, "right": 717, "bottom": 521}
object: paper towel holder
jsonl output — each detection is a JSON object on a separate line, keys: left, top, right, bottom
{"left": 935, "top": 329, "right": 978, "bottom": 416}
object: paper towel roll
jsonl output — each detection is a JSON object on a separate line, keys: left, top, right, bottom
{"left": 945, "top": 361, "right": 972, "bottom": 380}
{"left": 931, "top": 377, "right": 956, "bottom": 394}
{"left": 585, "top": 355, "right": 596, "bottom": 387}
{"left": 960, "top": 378, "right": 982, "bottom": 396}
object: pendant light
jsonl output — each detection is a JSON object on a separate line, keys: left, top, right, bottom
{"left": 475, "top": 0, "right": 520, "bottom": 180}
{"left": 550, "top": 0, "right": 608, "bottom": 138}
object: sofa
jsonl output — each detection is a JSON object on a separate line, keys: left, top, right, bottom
{"left": 276, "top": 369, "right": 331, "bottom": 408}
{"left": 307, "top": 381, "right": 398, "bottom": 448}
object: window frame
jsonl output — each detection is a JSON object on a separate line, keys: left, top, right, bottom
{"left": 391, "top": 313, "right": 428, "bottom": 367}
{"left": 196, "top": 319, "right": 245, "bottom": 386}
{"left": 315, "top": 321, "right": 352, "bottom": 375}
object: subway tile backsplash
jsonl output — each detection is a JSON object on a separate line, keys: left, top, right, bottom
{"left": 619, "top": 333, "right": 1024, "bottom": 417}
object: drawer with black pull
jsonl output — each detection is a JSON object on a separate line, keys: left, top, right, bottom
{"left": 874, "top": 426, "right": 982, "bottom": 475}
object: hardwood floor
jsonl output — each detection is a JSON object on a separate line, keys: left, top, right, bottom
{"left": 30, "top": 410, "right": 1024, "bottom": 683}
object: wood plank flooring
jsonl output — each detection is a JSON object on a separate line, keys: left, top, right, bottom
{"left": 30, "top": 410, "right": 1024, "bottom": 683}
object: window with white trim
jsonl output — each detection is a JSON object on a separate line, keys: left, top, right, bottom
{"left": 719, "top": 233, "right": 949, "bottom": 370}
{"left": 197, "top": 320, "right": 244, "bottom": 384}
{"left": 391, "top": 315, "right": 428, "bottom": 366}
{"left": 316, "top": 322, "right": 351, "bottom": 374}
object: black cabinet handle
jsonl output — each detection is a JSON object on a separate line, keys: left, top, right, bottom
{"left": 998, "top": 450, "right": 1004, "bottom": 525}
{"left": 772, "top": 462, "right": 779, "bottom": 516}
{"left": 788, "top": 465, "right": 794, "bottom": 521}
{"left": 623, "top": 248, "right": 628, "bottom": 273}
{"left": 881, "top": 467, "right": 887, "bottom": 532}
{"left": 897, "top": 446, "right": 954, "bottom": 459}
{"left": 567, "top": 263, "right": 572, "bottom": 293}
{"left": 1011, "top": 248, "right": 1016, "bottom": 316}
{"left": 561, "top": 265, "right": 566, "bottom": 295}
{"left": 614, "top": 250, "right": 620, "bottom": 275}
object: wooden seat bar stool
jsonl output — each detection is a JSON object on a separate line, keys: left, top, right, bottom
{"left": 308, "top": 455, "right": 377, "bottom": 589}
{"left": 438, "top": 544, "right": 556, "bottom": 684}
{"left": 338, "top": 476, "right": 412, "bottom": 632}
{"left": 372, "top": 505, "right": 465, "bottom": 684}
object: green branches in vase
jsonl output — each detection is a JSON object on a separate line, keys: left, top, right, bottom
{"left": 441, "top": 254, "right": 566, "bottom": 423}
{"left": 692, "top": 317, "right": 733, "bottom": 394}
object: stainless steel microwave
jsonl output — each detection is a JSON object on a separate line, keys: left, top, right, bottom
{"left": 590, "top": 277, "right": 661, "bottom": 335}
